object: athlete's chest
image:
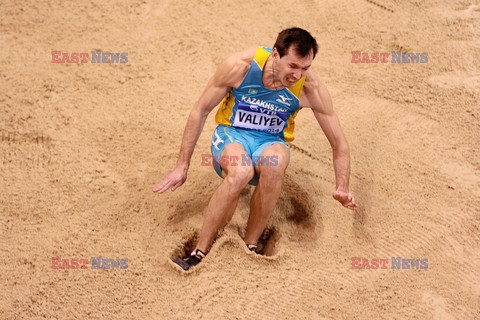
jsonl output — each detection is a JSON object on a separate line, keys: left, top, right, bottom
{"left": 229, "top": 89, "right": 298, "bottom": 134}
{"left": 234, "top": 89, "right": 298, "bottom": 113}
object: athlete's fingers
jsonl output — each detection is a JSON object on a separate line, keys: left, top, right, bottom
{"left": 152, "top": 176, "right": 171, "bottom": 190}
{"left": 153, "top": 184, "right": 166, "bottom": 193}
{"left": 171, "top": 181, "right": 182, "bottom": 191}
{"left": 152, "top": 182, "right": 164, "bottom": 192}
{"left": 343, "top": 197, "right": 357, "bottom": 209}
{"left": 154, "top": 179, "right": 174, "bottom": 193}
{"left": 152, "top": 180, "right": 167, "bottom": 192}
{"left": 170, "top": 177, "right": 185, "bottom": 191}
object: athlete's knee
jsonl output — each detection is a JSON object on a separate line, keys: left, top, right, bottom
{"left": 224, "top": 165, "right": 254, "bottom": 195}
{"left": 257, "top": 156, "right": 288, "bottom": 188}
{"left": 259, "top": 169, "right": 285, "bottom": 188}
{"left": 259, "top": 150, "right": 289, "bottom": 172}
{"left": 269, "top": 151, "right": 289, "bottom": 171}
{"left": 259, "top": 145, "right": 289, "bottom": 169}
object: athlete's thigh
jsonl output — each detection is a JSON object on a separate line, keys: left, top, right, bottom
{"left": 218, "top": 143, "right": 254, "bottom": 178}
{"left": 254, "top": 143, "right": 290, "bottom": 177}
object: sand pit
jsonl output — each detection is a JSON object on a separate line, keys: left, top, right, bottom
{"left": 1, "top": 0, "right": 479, "bottom": 319}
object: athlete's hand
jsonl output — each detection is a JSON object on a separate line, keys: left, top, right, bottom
{"left": 152, "top": 166, "right": 188, "bottom": 193}
{"left": 332, "top": 188, "right": 357, "bottom": 210}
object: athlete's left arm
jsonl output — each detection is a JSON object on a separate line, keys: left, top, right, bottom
{"left": 300, "top": 73, "right": 357, "bottom": 210}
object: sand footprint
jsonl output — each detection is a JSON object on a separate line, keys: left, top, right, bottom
{"left": 254, "top": 227, "right": 282, "bottom": 257}
{"left": 168, "top": 231, "right": 200, "bottom": 272}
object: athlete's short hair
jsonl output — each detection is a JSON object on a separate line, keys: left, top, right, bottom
{"left": 273, "top": 27, "right": 318, "bottom": 59}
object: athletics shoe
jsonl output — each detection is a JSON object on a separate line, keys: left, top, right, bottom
{"left": 175, "top": 249, "right": 206, "bottom": 271}
{"left": 246, "top": 244, "right": 258, "bottom": 253}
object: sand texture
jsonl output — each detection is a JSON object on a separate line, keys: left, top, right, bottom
{"left": 1, "top": 0, "right": 479, "bottom": 319}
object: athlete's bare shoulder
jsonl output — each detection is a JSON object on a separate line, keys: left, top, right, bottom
{"left": 300, "top": 69, "right": 331, "bottom": 112}
{"left": 235, "top": 46, "right": 258, "bottom": 63}
{"left": 215, "top": 46, "right": 257, "bottom": 88}
{"left": 302, "top": 69, "right": 321, "bottom": 93}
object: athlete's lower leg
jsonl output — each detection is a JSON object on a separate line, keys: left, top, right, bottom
{"left": 244, "top": 144, "right": 289, "bottom": 246}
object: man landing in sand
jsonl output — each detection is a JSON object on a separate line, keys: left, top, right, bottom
{"left": 153, "top": 27, "right": 357, "bottom": 271}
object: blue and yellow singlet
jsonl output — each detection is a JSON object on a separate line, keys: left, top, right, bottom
{"left": 214, "top": 47, "right": 305, "bottom": 142}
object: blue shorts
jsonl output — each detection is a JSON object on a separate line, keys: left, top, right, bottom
{"left": 210, "top": 125, "right": 287, "bottom": 186}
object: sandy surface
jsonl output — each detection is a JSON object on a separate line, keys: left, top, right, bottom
{"left": 1, "top": 0, "right": 479, "bottom": 319}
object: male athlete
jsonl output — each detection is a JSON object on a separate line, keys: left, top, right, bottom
{"left": 153, "top": 27, "right": 357, "bottom": 270}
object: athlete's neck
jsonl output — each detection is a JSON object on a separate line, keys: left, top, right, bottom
{"left": 263, "top": 56, "right": 285, "bottom": 90}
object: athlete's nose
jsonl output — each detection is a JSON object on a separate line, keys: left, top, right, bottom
{"left": 293, "top": 71, "right": 301, "bottom": 80}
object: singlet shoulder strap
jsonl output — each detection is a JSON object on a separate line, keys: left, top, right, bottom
{"left": 253, "top": 47, "right": 271, "bottom": 70}
{"left": 287, "top": 76, "right": 306, "bottom": 100}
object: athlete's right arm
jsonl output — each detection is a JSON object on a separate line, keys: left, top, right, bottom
{"left": 152, "top": 51, "right": 250, "bottom": 193}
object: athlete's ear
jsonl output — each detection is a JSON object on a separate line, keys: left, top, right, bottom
{"left": 272, "top": 47, "right": 279, "bottom": 60}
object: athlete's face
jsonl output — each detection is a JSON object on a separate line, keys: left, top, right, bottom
{"left": 273, "top": 46, "right": 313, "bottom": 86}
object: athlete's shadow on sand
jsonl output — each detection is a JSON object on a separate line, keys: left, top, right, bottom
{"left": 166, "top": 173, "right": 217, "bottom": 226}
{"left": 237, "top": 172, "right": 321, "bottom": 244}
